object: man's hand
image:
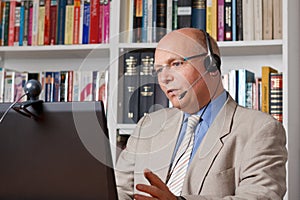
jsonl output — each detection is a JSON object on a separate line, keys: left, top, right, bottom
{"left": 134, "top": 169, "right": 178, "bottom": 200}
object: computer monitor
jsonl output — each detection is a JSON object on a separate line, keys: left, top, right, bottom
{"left": 0, "top": 101, "right": 118, "bottom": 200}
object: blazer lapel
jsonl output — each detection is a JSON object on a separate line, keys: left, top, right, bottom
{"left": 182, "top": 96, "right": 238, "bottom": 194}
{"left": 147, "top": 108, "right": 184, "bottom": 182}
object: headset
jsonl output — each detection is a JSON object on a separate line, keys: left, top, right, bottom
{"left": 202, "top": 30, "right": 221, "bottom": 73}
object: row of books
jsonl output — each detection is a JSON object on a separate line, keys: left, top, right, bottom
{"left": 121, "top": 0, "right": 282, "bottom": 43}
{"left": 121, "top": 49, "right": 169, "bottom": 124}
{"left": 222, "top": 66, "right": 283, "bottom": 122}
{"left": 0, "top": 0, "right": 110, "bottom": 46}
{"left": 0, "top": 68, "right": 108, "bottom": 105}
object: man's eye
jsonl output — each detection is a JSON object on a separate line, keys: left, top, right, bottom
{"left": 171, "top": 61, "right": 184, "bottom": 67}
{"left": 156, "top": 68, "right": 163, "bottom": 73}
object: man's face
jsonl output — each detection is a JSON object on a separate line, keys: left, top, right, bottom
{"left": 154, "top": 32, "right": 211, "bottom": 114}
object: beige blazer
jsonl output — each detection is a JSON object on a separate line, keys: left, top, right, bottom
{"left": 115, "top": 96, "right": 287, "bottom": 200}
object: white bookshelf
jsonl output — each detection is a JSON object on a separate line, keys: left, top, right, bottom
{"left": 0, "top": 0, "right": 297, "bottom": 199}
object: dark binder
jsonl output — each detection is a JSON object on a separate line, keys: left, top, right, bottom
{"left": 177, "top": 0, "right": 192, "bottom": 29}
{"left": 156, "top": 0, "right": 167, "bottom": 41}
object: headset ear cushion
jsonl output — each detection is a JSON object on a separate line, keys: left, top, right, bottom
{"left": 204, "top": 54, "right": 221, "bottom": 72}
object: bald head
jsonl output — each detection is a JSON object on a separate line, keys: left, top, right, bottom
{"left": 156, "top": 28, "right": 220, "bottom": 61}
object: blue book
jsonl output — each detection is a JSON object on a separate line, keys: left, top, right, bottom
{"left": 191, "top": 0, "right": 206, "bottom": 30}
{"left": 152, "top": 0, "right": 157, "bottom": 42}
{"left": 45, "top": 72, "right": 54, "bottom": 102}
{"left": 19, "top": 2, "right": 25, "bottom": 46}
{"left": 53, "top": 72, "right": 60, "bottom": 102}
{"left": 56, "top": 0, "right": 66, "bottom": 45}
{"left": 141, "top": 0, "right": 148, "bottom": 43}
{"left": 82, "top": 0, "right": 90, "bottom": 44}
{"left": 232, "top": 0, "right": 236, "bottom": 41}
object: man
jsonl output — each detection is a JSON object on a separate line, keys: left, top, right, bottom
{"left": 115, "top": 28, "right": 287, "bottom": 200}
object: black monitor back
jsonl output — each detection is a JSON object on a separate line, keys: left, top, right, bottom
{"left": 0, "top": 101, "right": 118, "bottom": 200}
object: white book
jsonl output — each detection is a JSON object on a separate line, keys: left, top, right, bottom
{"left": 79, "top": 71, "right": 93, "bottom": 101}
{"left": 72, "top": 71, "right": 80, "bottom": 102}
{"left": 31, "top": 0, "right": 40, "bottom": 46}
{"left": 166, "top": 0, "right": 172, "bottom": 33}
{"left": 242, "top": 0, "right": 254, "bottom": 40}
{"left": 228, "top": 69, "right": 237, "bottom": 101}
{"left": 0, "top": 68, "right": 5, "bottom": 103}
{"left": 253, "top": 0, "right": 262, "bottom": 40}
{"left": 147, "top": 0, "right": 153, "bottom": 42}
{"left": 262, "top": 0, "right": 273, "bottom": 40}
{"left": 4, "top": 71, "right": 15, "bottom": 103}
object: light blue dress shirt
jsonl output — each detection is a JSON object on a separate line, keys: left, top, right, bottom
{"left": 170, "top": 91, "right": 228, "bottom": 166}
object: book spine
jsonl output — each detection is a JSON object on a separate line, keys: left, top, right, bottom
{"left": 166, "top": 0, "right": 172, "bottom": 33}
{"left": 22, "top": 1, "right": 29, "bottom": 46}
{"left": 269, "top": 72, "right": 283, "bottom": 122}
{"left": 31, "top": 0, "right": 39, "bottom": 46}
{"left": 73, "top": 0, "right": 80, "bottom": 44}
{"left": 191, "top": 0, "right": 206, "bottom": 30}
{"left": 44, "top": 0, "right": 51, "bottom": 45}
{"left": 0, "top": 2, "right": 4, "bottom": 46}
{"left": 123, "top": 52, "right": 140, "bottom": 123}
{"left": 272, "top": 0, "right": 282, "bottom": 39}
{"left": 133, "top": 0, "right": 142, "bottom": 43}
{"left": 72, "top": 71, "right": 80, "bottom": 101}
{"left": 79, "top": 71, "right": 93, "bottom": 101}
{"left": 147, "top": 0, "right": 152, "bottom": 42}
{"left": 8, "top": 1, "right": 16, "bottom": 46}
{"left": 14, "top": 3, "right": 21, "bottom": 46}
{"left": 89, "top": 0, "right": 99, "bottom": 43}
{"left": 236, "top": 0, "right": 242, "bottom": 40}
{"left": 224, "top": 0, "right": 232, "bottom": 41}
{"left": 98, "top": 0, "right": 103, "bottom": 43}
{"left": 156, "top": 0, "right": 167, "bottom": 41}
{"left": 50, "top": 2, "right": 57, "bottom": 45}
{"left": 28, "top": 3, "right": 32, "bottom": 45}
{"left": 171, "top": 0, "right": 177, "bottom": 30}
{"left": 262, "top": 0, "right": 272, "bottom": 40}
{"left": 102, "top": 0, "right": 109, "bottom": 43}
{"left": 139, "top": 51, "right": 155, "bottom": 119}
{"left": 19, "top": 2, "right": 24, "bottom": 46}
{"left": 79, "top": 0, "right": 84, "bottom": 44}
{"left": 56, "top": 0, "right": 66, "bottom": 44}
{"left": 206, "top": 0, "right": 212, "bottom": 35}
{"left": 67, "top": 70, "right": 73, "bottom": 101}
{"left": 38, "top": 0, "right": 45, "bottom": 45}
{"left": 60, "top": 71, "right": 68, "bottom": 102}
{"left": 253, "top": 0, "right": 262, "bottom": 40}
{"left": 151, "top": 0, "right": 157, "bottom": 42}
{"left": 4, "top": 71, "right": 14, "bottom": 102}
{"left": 177, "top": 0, "right": 191, "bottom": 29}
{"left": 0, "top": 68, "right": 5, "bottom": 102}
{"left": 141, "top": 0, "right": 148, "bottom": 43}
{"left": 64, "top": 3, "right": 74, "bottom": 44}
{"left": 53, "top": 71, "right": 60, "bottom": 102}
{"left": 261, "top": 66, "right": 277, "bottom": 113}
{"left": 217, "top": 0, "right": 224, "bottom": 41}
{"left": 82, "top": 0, "right": 90, "bottom": 44}
{"left": 231, "top": 0, "right": 236, "bottom": 41}
{"left": 45, "top": 72, "right": 54, "bottom": 102}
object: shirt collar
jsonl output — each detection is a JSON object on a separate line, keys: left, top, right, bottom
{"left": 183, "top": 90, "right": 228, "bottom": 127}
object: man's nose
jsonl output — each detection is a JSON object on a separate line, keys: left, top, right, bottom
{"left": 158, "top": 67, "right": 174, "bottom": 84}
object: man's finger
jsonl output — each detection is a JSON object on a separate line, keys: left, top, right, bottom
{"left": 144, "top": 169, "right": 169, "bottom": 191}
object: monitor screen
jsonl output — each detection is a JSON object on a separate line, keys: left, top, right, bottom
{"left": 0, "top": 101, "right": 118, "bottom": 200}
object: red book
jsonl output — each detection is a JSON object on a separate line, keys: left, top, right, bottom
{"left": 49, "top": 4, "right": 57, "bottom": 45}
{"left": 89, "top": 0, "right": 99, "bottom": 43}
{"left": 73, "top": 0, "right": 80, "bottom": 44}
{"left": 98, "top": 0, "right": 103, "bottom": 43}
{"left": 14, "top": 3, "right": 21, "bottom": 46}
{"left": 28, "top": 3, "right": 33, "bottom": 45}
{"left": 8, "top": 1, "right": 16, "bottom": 46}
{"left": 44, "top": 0, "right": 51, "bottom": 45}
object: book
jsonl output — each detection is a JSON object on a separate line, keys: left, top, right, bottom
{"left": 139, "top": 51, "right": 155, "bottom": 120}
{"left": 206, "top": 0, "right": 212, "bottom": 35}
{"left": 82, "top": 0, "right": 90, "bottom": 44}
{"left": 238, "top": 69, "right": 255, "bottom": 107}
{"left": 18, "top": 2, "right": 25, "bottom": 46}
{"left": 211, "top": 0, "right": 218, "bottom": 40}
{"left": 22, "top": 0, "right": 30, "bottom": 46}
{"left": 133, "top": 0, "right": 142, "bottom": 43}
{"left": 141, "top": 0, "right": 148, "bottom": 43}
{"left": 217, "top": 0, "right": 224, "bottom": 41}
{"left": 253, "top": 0, "right": 262, "bottom": 40}
{"left": 56, "top": 0, "right": 67, "bottom": 44}
{"left": 102, "top": 0, "right": 109, "bottom": 43}
{"left": 123, "top": 52, "right": 140, "bottom": 123}
{"left": 8, "top": 0, "right": 16, "bottom": 46}
{"left": 50, "top": 0, "right": 57, "bottom": 45}
{"left": 177, "top": 0, "right": 192, "bottom": 29}
{"left": 228, "top": 69, "right": 238, "bottom": 101}
{"left": 261, "top": 66, "right": 277, "bottom": 113}
{"left": 89, "top": 0, "right": 99, "bottom": 43}
{"left": 224, "top": 0, "right": 232, "bottom": 41}
{"left": 38, "top": 0, "right": 45, "bottom": 45}
{"left": 14, "top": 2, "right": 21, "bottom": 46}
{"left": 79, "top": 71, "right": 93, "bottom": 101}
{"left": 166, "top": 0, "right": 172, "bottom": 33}
{"left": 272, "top": 0, "right": 282, "bottom": 39}
{"left": 242, "top": 0, "right": 254, "bottom": 40}
{"left": 269, "top": 72, "right": 283, "bottom": 122}
{"left": 31, "top": 0, "right": 39, "bottom": 46}
{"left": 253, "top": 77, "right": 262, "bottom": 110}
{"left": 119, "top": 0, "right": 134, "bottom": 43}
{"left": 231, "top": 0, "right": 236, "bottom": 41}
{"left": 67, "top": 70, "right": 74, "bottom": 101}
{"left": 4, "top": 71, "right": 14, "bottom": 102}
{"left": 0, "top": 68, "right": 5, "bottom": 102}
{"left": 3, "top": 1, "right": 10, "bottom": 46}
{"left": 171, "top": 0, "right": 178, "bottom": 30}
{"left": 44, "top": 71, "right": 54, "bottom": 102}
{"left": 262, "top": 0, "right": 272, "bottom": 40}
{"left": 191, "top": 0, "right": 206, "bottom": 30}
{"left": 64, "top": 0, "right": 74, "bottom": 44}
{"left": 73, "top": 0, "right": 80, "bottom": 44}
{"left": 44, "top": 0, "right": 51, "bottom": 45}
{"left": 60, "top": 71, "right": 68, "bottom": 102}
{"left": 156, "top": 0, "right": 167, "bottom": 41}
